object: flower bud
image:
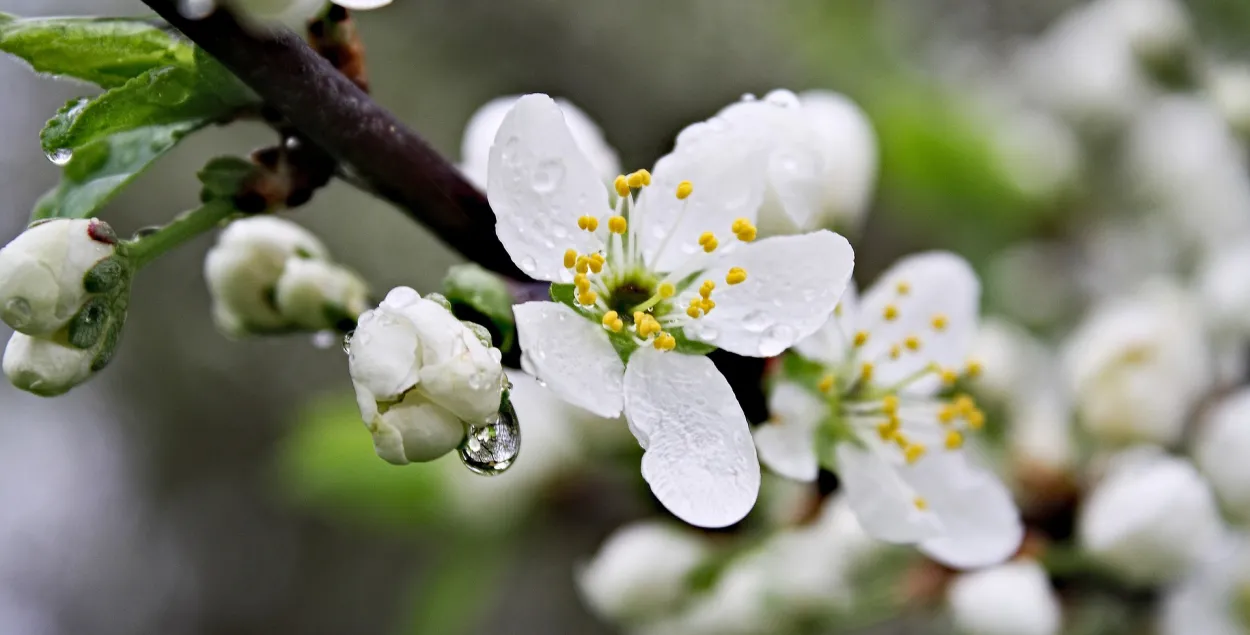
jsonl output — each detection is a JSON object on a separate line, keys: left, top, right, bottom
{"left": 0, "top": 218, "right": 117, "bottom": 336}
{"left": 947, "top": 559, "right": 1061, "bottom": 635}
{"left": 355, "top": 383, "right": 465, "bottom": 465}
{"left": 203, "top": 216, "right": 328, "bottom": 335}
{"left": 1079, "top": 447, "right": 1222, "bottom": 584}
{"left": 3, "top": 332, "right": 95, "bottom": 397}
{"left": 1194, "top": 389, "right": 1250, "bottom": 522}
{"left": 577, "top": 521, "right": 709, "bottom": 623}
{"left": 273, "top": 257, "right": 368, "bottom": 330}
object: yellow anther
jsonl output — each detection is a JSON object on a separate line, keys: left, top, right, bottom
{"left": 701, "top": 299, "right": 716, "bottom": 313}
{"left": 736, "top": 226, "right": 757, "bottom": 242}
{"left": 877, "top": 421, "right": 897, "bottom": 440}
{"left": 676, "top": 180, "right": 694, "bottom": 200}
{"left": 913, "top": 496, "right": 929, "bottom": 511}
{"left": 853, "top": 330, "right": 870, "bottom": 347}
{"left": 686, "top": 305, "right": 703, "bottom": 319}
{"left": 563, "top": 249, "right": 578, "bottom": 269}
{"left": 577, "top": 215, "right": 600, "bottom": 232}
{"left": 953, "top": 394, "right": 976, "bottom": 416}
{"left": 965, "top": 359, "right": 983, "bottom": 378}
{"left": 608, "top": 215, "right": 628, "bottom": 234}
{"left": 589, "top": 253, "right": 605, "bottom": 274}
{"left": 882, "top": 395, "right": 899, "bottom": 415}
{"left": 700, "top": 280, "right": 716, "bottom": 299}
{"left": 889, "top": 345, "right": 901, "bottom": 360}
{"left": 945, "top": 430, "right": 964, "bottom": 450}
{"left": 940, "top": 368, "right": 959, "bottom": 386}
{"left": 578, "top": 290, "right": 598, "bottom": 306}
{"left": 904, "top": 443, "right": 927, "bottom": 464}
{"left": 860, "top": 362, "right": 874, "bottom": 381}
{"left": 575, "top": 256, "right": 590, "bottom": 274}
{"left": 614, "top": 175, "right": 630, "bottom": 197}
{"left": 896, "top": 281, "right": 911, "bottom": 295}
{"left": 697, "top": 232, "right": 719, "bottom": 253}
{"left": 637, "top": 169, "right": 652, "bottom": 186}
{"left": 883, "top": 304, "right": 899, "bottom": 321}
{"left": 904, "top": 335, "right": 921, "bottom": 351}
{"left": 658, "top": 282, "right": 675, "bottom": 298}
{"left": 574, "top": 274, "right": 591, "bottom": 293}
{"left": 634, "top": 311, "right": 646, "bottom": 326}
{"left": 726, "top": 267, "right": 748, "bottom": 285}
{"left": 602, "top": 311, "right": 623, "bottom": 332}
{"left": 966, "top": 408, "right": 985, "bottom": 430}
{"left": 931, "top": 313, "right": 949, "bottom": 332}
{"left": 891, "top": 430, "right": 910, "bottom": 448}
{"left": 818, "top": 374, "right": 836, "bottom": 393}
{"left": 653, "top": 332, "right": 677, "bottom": 351}
{"left": 627, "top": 171, "right": 644, "bottom": 189}
{"left": 938, "top": 404, "right": 957, "bottom": 425}
{"left": 731, "top": 218, "right": 749, "bottom": 233}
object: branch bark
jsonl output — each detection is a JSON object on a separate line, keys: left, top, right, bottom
{"left": 140, "top": 0, "right": 523, "bottom": 278}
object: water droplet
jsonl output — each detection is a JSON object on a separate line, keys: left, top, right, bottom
{"left": 310, "top": 330, "right": 336, "bottom": 349}
{"left": 501, "top": 136, "right": 522, "bottom": 166}
{"left": 520, "top": 256, "right": 537, "bottom": 272}
{"left": 2, "top": 298, "right": 32, "bottom": 330}
{"left": 178, "top": 0, "right": 215, "bottom": 19}
{"left": 458, "top": 398, "right": 521, "bottom": 476}
{"left": 764, "top": 89, "right": 800, "bottom": 108}
{"left": 759, "top": 324, "right": 796, "bottom": 356}
{"left": 46, "top": 148, "right": 72, "bottom": 166}
{"left": 384, "top": 287, "right": 421, "bottom": 308}
{"left": 341, "top": 330, "right": 355, "bottom": 354}
{"left": 743, "top": 310, "right": 770, "bottom": 333}
{"left": 688, "top": 322, "right": 718, "bottom": 342}
{"left": 741, "top": 93, "right": 758, "bottom": 102}
{"left": 531, "top": 159, "right": 566, "bottom": 194}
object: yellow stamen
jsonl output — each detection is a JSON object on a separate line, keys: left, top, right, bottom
{"left": 966, "top": 409, "right": 985, "bottom": 430}
{"left": 853, "top": 330, "right": 870, "bottom": 347}
{"left": 653, "top": 332, "right": 676, "bottom": 350}
{"left": 637, "top": 169, "right": 652, "bottom": 186}
{"left": 965, "top": 359, "right": 983, "bottom": 378}
{"left": 578, "top": 291, "right": 597, "bottom": 306}
{"left": 608, "top": 215, "right": 628, "bottom": 234}
{"left": 588, "top": 253, "right": 605, "bottom": 274}
{"left": 953, "top": 394, "right": 976, "bottom": 416}
{"left": 575, "top": 256, "right": 590, "bottom": 275}
{"left": 563, "top": 249, "right": 577, "bottom": 269}
{"left": 577, "top": 215, "right": 600, "bottom": 232}
{"left": 904, "top": 335, "right": 921, "bottom": 351}
{"left": 613, "top": 175, "right": 630, "bottom": 198}
{"left": 889, "top": 345, "right": 901, "bottom": 360}
{"left": 686, "top": 305, "right": 703, "bottom": 319}
{"left": 818, "top": 374, "right": 836, "bottom": 393}
{"left": 701, "top": 299, "right": 716, "bottom": 313}
{"left": 938, "top": 404, "right": 957, "bottom": 425}
{"left": 945, "top": 430, "right": 964, "bottom": 450}
{"left": 860, "top": 362, "right": 874, "bottom": 382}
{"left": 700, "top": 280, "right": 715, "bottom": 299}
{"left": 931, "top": 313, "right": 948, "bottom": 332}
{"left": 658, "top": 282, "right": 675, "bottom": 298}
{"left": 914, "top": 496, "right": 928, "bottom": 511}
{"left": 574, "top": 274, "right": 591, "bottom": 293}
{"left": 626, "top": 171, "right": 644, "bottom": 189}
{"left": 896, "top": 281, "right": 911, "bottom": 295}
{"left": 882, "top": 395, "right": 899, "bottom": 415}
{"left": 602, "top": 311, "right": 623, "bottom": 332}
{"left": 877, "top": 421, "right": 897, "bottom": 440}
{"left": 676, "top": 180, "right": 693, "bottom": 200}
{"left": 834, "top": 303, "right": 843, "bottom": 317}
{"left": 726, "top": 267, "right": 748, "bottom": 285}
{"left": 904, "top": 444, "right": 926, "bottom": 464}
{"left": 940, "top": 368, "right": 959, "bottom": 385}
{"left": 883, "top": 304, "right": 899, "bottom": 321}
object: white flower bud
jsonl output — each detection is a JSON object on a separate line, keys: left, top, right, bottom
{"left": 225, "top": 0, "right": 392, "bottom": 28}
{"left": 203, "top": 216, "right": 328, "bottom": 335}
{"left": 1209, "top": 64, "right": 1250, "bottom": 138}
{"left": 3, "top": 332, "right": 95, "bottom": 397}
{"left": 348, "top": 287, "right": 504, "bottom": 463}
{"left": 577, "top": 521, "right": 709, "bottom": 624}
{"left": 947, "top": 559, "right": 1061, "bottom": 635}
{"left": 1194, "top": 389, "right": 1250, "bottom": 522}
{"left": 355, "top": 383, "right": 464, "bottom": 465}
{"left": 273, "top": 257, "right": 368, "bottom": 330}
{"left": 1079, "top": 448, "right": 1223, "bottom": 584}
{"left": 0, "top": 218, "right": 116, "bottom": 336}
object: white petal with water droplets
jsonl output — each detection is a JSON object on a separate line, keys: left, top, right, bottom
{"left": 347, "top": 304, "right": 421, "bottom": 402}
{"left": 334, "top": 0, "right": 391, "bottom": 8}
{"left": 513, "top": 301, "right": 624, "bottom": 417}
{"left": 624, "top": 348, "right": 759, "bottom": 528}
{"left": 794, "top": 281, "right": 859, "bottom": 366}
{"left": 487, "top": 94, "right": 610, "bottom": 281}
{"left": 836, "top": 441, "right": 942, "bottom": 544}
{"left": 916, "top": 454, "right": 1024, "bottom": 569}
{"left": 754, "top": 382, "right": 826, "bottom": 481}
{"left": 695, "top": 230, "right": 854, "bottom": 357}
{"left": 857, "top": 251, "right": 980, "bottom": 390}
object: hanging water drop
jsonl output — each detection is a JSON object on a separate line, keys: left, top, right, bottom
{"left": 458, "top": 391, "right": 521, "bottom": 476}
{"left": 46, "top": 148, "right": 73, "bottom": 166}
{"left": 341, "top": 329, "right": 355, "bottom": 354}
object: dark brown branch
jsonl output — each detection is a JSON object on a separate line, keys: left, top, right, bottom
{"left": 140, "top": 0, "right": 523, "bottom": 278}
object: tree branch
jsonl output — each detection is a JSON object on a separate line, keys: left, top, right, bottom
{"left": 140, "top": 0, "right": 523, "bottom": 278}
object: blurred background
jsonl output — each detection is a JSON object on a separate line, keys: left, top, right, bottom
{"left": 3, "top": 0, "right": 1250, "bottom": 633}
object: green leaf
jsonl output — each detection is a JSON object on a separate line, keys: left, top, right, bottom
{"left": 0, "top": 13, "right": 192, "bottom": 88}
{"left": 40, "top": 55, "right": 254, "bottom": 156}
{"left": 779, "top": 352, "right": 831, "bottom": 392}
{"left": 32, "top": 122, "right": 201, "bottom": 220}
{"left": 196, "top": 155, "right": 259, "bottom": 203}
{"left": 442, "top": 264, "right": 516, "bottom": 351}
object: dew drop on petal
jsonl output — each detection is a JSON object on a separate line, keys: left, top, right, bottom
{"left": 759, "top": 324, "right": 796, "bottom": 356}
{"left": 458, "top": 396, "right": 521, "bottom": 476}
{"left": 531, "top": 159, "right": 566, "bottom": 194}
{"left": 553, "top": 226, "right": 568, "bottom": 239}
{"left": 310, "top": 330, "right": 336, "bottom": 349}
{"left": 741, "top": 93, "right": 758, "bottom": 102}
{"left": 500, "top": 136, "right": 522, "bottom": 167}
{"left": 520, "top": 256, "right": 538, "bottom": 273}
{"left": 2, "top": 298, "right": 32, "bottom": 330}
{"left": 743, "top": 310, "right": 770, "bottom": 333}
{"left": 764, "top": 89, "right": 800, "bottom": 108}
{"left": 341, "top": 330, "right": 355, "bottom": 354}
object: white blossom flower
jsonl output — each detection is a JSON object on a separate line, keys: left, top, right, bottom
{"left": 2, "top": 332, "right": 96, "bottom": 397}
{"left": 1160, "top": 535, "right": 1250, "bottom": 635}
{"left": 222, "top": 0, "right": 391, "bottom": 27}
{"left": 576, "top": 520, "right": 710, "bottom": 625}
{"left": 1199, "top": 241, "right": 1250, "bottom": 340}
{"left": 272, "top": 257, "right": 368, "bottom": 331}
{"left": 1194, "top": 388, "right": 1250, "bottom": 522}
{"left": 1208, "top": 64, "right": 1250, "bottom": 138}
{"left": 947, "top": 559, "right": 1062, "bottom": 635}
{"left": 0, "top": 218, "right": 117, "bottom": 337}
{"left": 1062, "top": 282, "right": 1210, "bottom": 446}
{"left": 460, "top": 95, "right": 619, "bottom": 189}
{"left": 348, "top": 286, "right": 504, "bottom": 464}
{"left": 1079, "top": 447, "right": 1223, "bottom": 584}
{"left": 494, "top": 93, "right": 855, "bottom": 527}
{"left": 757, "top": 251, "right": 1023, "bottom": 569}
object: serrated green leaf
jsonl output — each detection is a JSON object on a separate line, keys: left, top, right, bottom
{"left": 32, "top": 122, "right": 201, "bottom": 220}
{"left": 0, "top": 13, "right": 192, "bottom": 88}
{"left": 443, "top": 264, "right": 516, "bottom": 351}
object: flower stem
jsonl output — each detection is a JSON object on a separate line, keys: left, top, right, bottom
{"left": 126, "top": 199, "right": 236, "bottom": 270}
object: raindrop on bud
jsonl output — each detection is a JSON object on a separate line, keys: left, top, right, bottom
{"left": 458, "top": 388, "right": 521, "bottom": 476}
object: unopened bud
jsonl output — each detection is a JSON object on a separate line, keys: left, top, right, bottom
{"left": 0, "top": 218, "right": 117, "bottom": 336}
{"left": 3, "top": 332, "right": 96, "bottom": 397}
{"left": 577, "top": 521, "right": 709, "bottom": 623}
{"left": 947, "top": 559, "right": 1061, "bottom": 635}
{"left": 356, "top": 384, "right": 465, "bottom": 464}
{"left": 273, "top": 257, "right": 368, "bottom": 330}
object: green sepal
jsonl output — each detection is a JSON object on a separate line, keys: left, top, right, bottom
{"left": 424, "top": 292, "right": 453, "bottom": 313}
{"left": 549, "top": 283, "right": 576, "bottom": 308}
{"left": 442, "top": 263, "right": 516, "bottom": 352}
{"left": 669, "top": 327, "right": 717, "bottom": 356}
{"left": 66, "top": 296, "right": 110, "bottom": 349}
{"left": 90, "top": 317, "right": 125, "bottom": 372}
{"left": 82, "top": 257, "right": 127, "bottom": 294}
{"left": 606, "top": 329, "right": 640, "bottom": 365}
{"left": 197, "top": 155, "right": 260, "bottom": 203}
{"left": 462, "top": 321, "right": 494, "bottom": 348}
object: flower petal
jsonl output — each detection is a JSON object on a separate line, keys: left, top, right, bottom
{"left": 692, "top": 230, "right": 854, "bottom": 357}
{"left": 487, "top": 94, "right": 609, "bottom": 281}
{"left": 334, "top": 0, "right": 392, "bottom": 8}
{"left": 794, "top": 281, "right": 859, "bottom": 366}
{"left": 624, "top": 348, "right": 760, "bottom": 527}
{"left": 857, "top": 251, "right": 980, "bottom": 390}
{"left": 513, "top": 301, "right": 624, "bottom": 417}
{"left": 798, "top": 90, "right": 878, "bottom": 229}
{"left": 836, "top": 441, "right": 942, "bottom": 543}
{"left": 753, "top": 382, "right": 827, "bottom": 481}
{"left": 915, "top": 454, "right": 1024, "bottom": 569}
{"left": 347, "top": 302, "right": 421, "bottom": 401}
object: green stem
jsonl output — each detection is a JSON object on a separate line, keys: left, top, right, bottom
{"left": 126, "top": 199, "right": 235, "bottom": 269}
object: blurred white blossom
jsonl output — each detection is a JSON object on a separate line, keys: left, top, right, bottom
{"left": 1080, "top": 447, "right": 1223, "bottom": 584}
{"left": 577, "top": 521, "right": 710, "bottom": 625}
{"left": 1208, "top": 64, "right": 1250, "bottom": 138}
{"left": 1194, "top": 388, "right": 1250, "bottom": 522}
{"left": 223, "top": 0, "right": 392, "bottom": 28}
{"left": 947, "top": 559, "right": 1062, "bottom": 635}
{"left": 1160, "top": 535, "right": 1250, "bottom": 635}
